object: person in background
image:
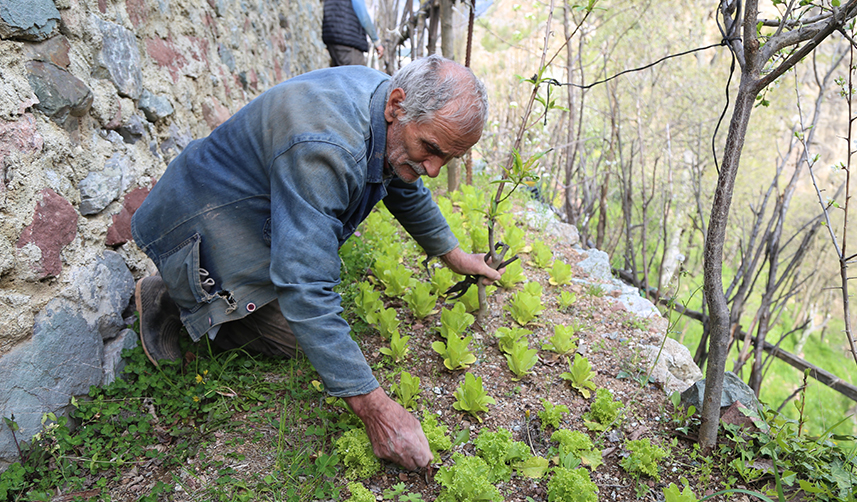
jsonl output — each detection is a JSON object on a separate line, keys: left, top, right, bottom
{"left": 322, "top": 0, "right": 385, "bottom": 66}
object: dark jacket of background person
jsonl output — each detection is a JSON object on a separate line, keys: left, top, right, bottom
{"left": 322, "top": 0, "right": 374, "bottom": 52}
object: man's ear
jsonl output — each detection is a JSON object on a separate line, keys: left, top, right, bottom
{"left": 385, "top": 87, "right": 406, "bottom": 122}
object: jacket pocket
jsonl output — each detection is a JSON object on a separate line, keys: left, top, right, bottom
{"left": 157, "top": 233, "right": 216, "bottom": 311}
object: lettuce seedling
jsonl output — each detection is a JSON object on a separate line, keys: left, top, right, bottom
{"left": 432, "top": 333, "right": 476, "bottom": 370}
{"left": 435, "top": 452, "right": 502, "bottom": 502}
{"left": 368, "top": 307, "right": 400, "bottom": 339}
{"left": 496, "top": 259, "right": 527, "bottom": 289}
{"left": 354, "top": 281, "right": 382, "bottom": 323}
{"left": 421, "top": 411, "right": 452, "bottom": 462}
{"left": 379, "top": 329, "right": 410, "bottom": 363}
{"left": 543, "top": 324, "right": 579, "bottom": 357}
{"left": 523, "top": 281, "right": 543, "bottom": 298}
{"left": 538, "top": 399, "right": 569, "bottom": 429}
{"left": 452, "top": 283, "right": 497, "bottom": 312}
{"left": 345, "top": 482, "right": 375, "bottom": 502}
{"left": 375, "top": 256, "right": 413, "bottom": 297}
{"left": 430, "top": 267, "right": 458, "bottom": 296}
{"left": 551, "top": 429, "right": 603, "bottom": 471}
{"left": 663, "top": 483, "right": 700, "bottom": 502}
{"left": 504, "top": 289, "right": 544, "bottom": 326}
{"left": 583, "top": 388, "right": 624, "bottom": 431}
{"left": 439, "top": 302, "right": 475, "bottom": 339}
{"left": 404, "top": 279, "right": 438, "bottom": 319}
{"left": 560, "top": 354, "right": 596, "bottom": 398}
{"left": 502, "top": 224, "right": 527, "bottom": 256}
{"left": 504, "top": 339, "right": 539, "bottom": 380}
{"left": 547, "top": 467, "right": 598, "bottom": 502}
{"left": 548, "top": 259, "right": 573, "bottom": 286}
{"left": 529, "top": 239, "right": 553, "bottom": 269}
{"left": 469, "top": 224, "right": 489, "bottom": 253}
{"left": 474, "top": 427, "right": 532, "bottom": 482}
{"left": 494, "top": 326, "right": 532, "bottom": 354}
{"left": 558, "top": 290, "right": 577, "bottom": 310}
{"left": 619, "top": 438, "right": 669, "bottom": 480}
{"left": 452, "top": 372, "right": 496, "bottom": 422}
{"left": 514, "top": 455, "right": 550, "bottom": 479}
{"left": 390, "top": 370, "right": 420, "bottom": 409}
{"left": 335, "top": 428, "right": 380, "bottom": 479}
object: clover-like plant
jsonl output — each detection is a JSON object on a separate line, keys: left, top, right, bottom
{"left": 538, "top": 399, "right": 569, "bottom": 429}
{"left": 379, "top": 329, "right": 410, "bottom": 364}
{"left": 543, "top": 324, "right": 579, "bottom": 357}
{"left": 404, "top": 279, "right": 438, "bottom": 319}
{"left": 560, "top": 353, "right": 596, "bottom": 398}
{"left": 548, "top": 259, "right": 573, "bottom": 286}
{"left": 452, "top": 372, "right": 496, "bottom": 422}
{"left": 529, "top": 239, "right": 553, "bottom": 269}
{"left": 439, "top": 302, "right": 475, "bottom": 339}
{"left": 494, "top": 326, "right": 532, "bottom": 354}
{"left": 504, "top": 339, "right": 539, "bottom": 380}
{"left": 390, "top": 371, "right": 420, "bottom": 409}
{"left": 504, "top": 289, "right": 544, "bottom": 326}
{"left": 432, "top": 333, "right": 476, "bottom": 370}
{"left": 497, "top": 259, "right": 527, "bottom": 289}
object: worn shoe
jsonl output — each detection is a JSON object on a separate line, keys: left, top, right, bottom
{"left": 135, "top": 275, "right": 182, "bottom": 367}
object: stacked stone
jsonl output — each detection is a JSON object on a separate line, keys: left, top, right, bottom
{"left": 0, "top": 0, "right": 326, "bottom": 469}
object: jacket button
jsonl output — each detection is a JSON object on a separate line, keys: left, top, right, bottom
{"left": 246, "top": 302, "right": 256, "bottom": 312}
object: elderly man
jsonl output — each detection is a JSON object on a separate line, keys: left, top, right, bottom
{"left": 131, "top": 55, "right": 500, "bottom": 470}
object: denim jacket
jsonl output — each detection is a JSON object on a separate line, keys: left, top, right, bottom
{"left": 131, "top": 66, "right": 458, "bottom": 396}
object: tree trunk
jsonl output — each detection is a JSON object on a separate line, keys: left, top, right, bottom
{"left": 441, "top": 0, "right": 459, "bottom": 193}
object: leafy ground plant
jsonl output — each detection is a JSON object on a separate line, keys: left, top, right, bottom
{"left": 335, "top": 428, "right": 380, "bottom": 480}
{"left": 379, "top": 329, "right": 410, "bottom": 363}
{"left": 504, "top": 288, "right": 544, "bottom": 326}
{"left": 528, "top": 239, "right": 553, "bottom": 269}
{"left": 619, "top": 438, "right": 669, "bottom": 482}
{"left": 494, "top": 325, "right": 532, "bottom": 354}
{"left": 561, "top": 353, "right": 597, "bottom": 398}
{"left": 504, "top": 339, "right": 539, "bottom": 380}
{"left": 538, "top": 399, "right": 570, "bottom": 429}
{"left": 404, "top": 279, "right": 438, "bottom": 319}
{"left": 584, "top": 388, "right": 624, "bottom": 431}
{"left": 432, "top": 333, "right": 477, "bottom": 370}
{"left": 390, "top": 371, "right": 420, "bottom": 409}
{"left": 435, "top": 453, "right": 502, "bottom": 502}
{"left": 543, "top": 324, "right": 579, "bottom": 356}
{"left": 548, "top": 259, "right": 573, "bottom": 286}
{"left": 452, "top": 372, "right": 496, "bottom": 423}
{"left": 547, "top": 467, "right": 598, "bottom": 502}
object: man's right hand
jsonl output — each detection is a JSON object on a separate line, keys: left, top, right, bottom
{"left": 343, "top": 387, "right": 432, "bottom": 470}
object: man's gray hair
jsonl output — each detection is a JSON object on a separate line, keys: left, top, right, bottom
{"left": 387, "top": 54, "right": 488, "bottom": 137}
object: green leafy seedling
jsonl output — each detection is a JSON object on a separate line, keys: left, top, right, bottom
{"left": 379, "top": 329, "right": 410, "bottom": 363}
{"left": 619, "top": 438, "right": 669, "bottom": 480}
{"left": 538, "top": 399, "right": 569, "bottom": 429}
{"left": 662, "top": 483, "right": 699, "bottom": 502}
{"left": 523, "top": 281, "right": 543, "bottom": 298}
{"left": 474, "top": 427, "right": 532, "bottom": 483}
{"left": 436, "top": 453, "right": 502, "bottom": 501}
{"left": 439, "top": 302, "right": 475, "bottom": 338}
{"left": 354, "top": 281, "right": 383, "bottom": 323}
{"left": 551, "top": 429, "right": 602, "bottom": 471}
{"left": 504, "top": 289, "right": 544, "bottom": 326}
{"left": 583, "top": 388, "right": 624, "bottom": 431}
{"left": 452, "top": 372, "right": 496, "bottom": 422}
{"left": 502, "top": 224, "right": 527, "bottom": 256}
{"left": 375, "top": 257, "right": 413, "bottom": 297}
{"left": 504, "top": 339, "right": 539, "bottom": 380}
{"left": 369, "top": 307, "right": 400, "bottom": 339}
{"left": 543, "top": 324, "right": 579, "bottom": 357}
{"left": 336, "top": 428, "right": 381, "bottom": 479}
{"left": 404, "top": 280, "right": 438, "bottom": 319}
{"left": 548, "top": 259, "right": 573, "bottom": 286}
{"left": 421, "top": 412, "right": 451, "bottom": 462}
{"left": 494, "top": 326, "right": 532, "bottom": 354}
{"left": 497, "top": 259, "right": 527, "bottom": 289}
{"left": 558, "top": 290, "right": 577, "bottom": 310}
{"left": 390, "top": 371, "right": 420, "bottom": 409}
{"left": 547, "top": 467, "right": 598, "bottom": 502}
{"left": 560, "top": 354, "right": 596, "bottom": 398}
{"left": 346, "top": 482, "right": 375, "bottom": 502}
{"left": 432, "top": 333, "right": 477, "bottom": 370}
{"left": 514, "top": 456, "right": 550, "bottom": 479}
{"left": 430, "top": 267, "right": 458, "bottom": 296}
{"left": 529, "top": 239, "right": 553, "bottom": 269}
{"left": 452, "top": 283, "right": 496, "bottom": 312}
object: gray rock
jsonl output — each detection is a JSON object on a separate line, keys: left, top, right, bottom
{"left": 680, "top": 371, "right": 762, "bottom": 412}
{"left": 101, "top": 328, "right": 138, "bottom": 385}
{"left": 72, "top": 250, "right": 135, "bottom": 340}
{"left": 0, "top": 298, "right": 103, "bottom": 469}
{"left": 0, "top": 0, "right": 60, "bottom": 41}
{"left": 26, "top": 61, "right": 93, "bottom": 124}
{"left": 118, "top": 115, "right": 146, "bottom": 144}
{"left": 639, "top": 337, "right": 703, "bottom": 395}
{"left": 92, "top": 17, "right": 143, "bottom": 100}
{"left": 139, "top": 90, "right": 174, "bottom": 122}
{"left": 578, "top": 248, "right": 613, "bottom": 283}
{"left": 218, "top": 44, "right": 236, "bottom": 72}
{"left": 78, "top": 162, "right": 122, "bottom": 216}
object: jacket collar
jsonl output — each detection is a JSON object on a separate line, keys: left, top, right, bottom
{"left": 367, "top": 80, "right": 391, "bottom": 183}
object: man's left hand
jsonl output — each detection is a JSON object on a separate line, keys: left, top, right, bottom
{"left": 439, "top": 247, "right": 504, "bottom": 285}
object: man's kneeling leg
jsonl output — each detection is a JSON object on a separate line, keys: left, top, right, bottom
{"left": 212, "top": 300, "right": 297, "bottom": 359}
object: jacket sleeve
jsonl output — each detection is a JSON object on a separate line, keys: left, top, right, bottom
{"left": 383, "top": 177, "right": 459, "bottom": 258}
{"left": 351, "top": 0, "right": 380, "bottom": 44}
{"left": 268, "top": 140, "right": 379, "bottom": 397}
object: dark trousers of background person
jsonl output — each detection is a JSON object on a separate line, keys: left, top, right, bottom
{"left": 327, "top": 44, "right": 366, "bottom": 66}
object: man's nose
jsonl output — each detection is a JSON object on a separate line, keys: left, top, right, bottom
{"left": 424, "top": 157, "right": 444, "bottom": 177}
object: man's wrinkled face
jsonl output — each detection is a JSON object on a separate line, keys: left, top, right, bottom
{"left": 384, "top": 88, "right": 481, "bottom": 184}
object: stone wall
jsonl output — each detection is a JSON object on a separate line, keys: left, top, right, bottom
{"left": 0, "top": 0, "right": 327, "bottom": 468}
